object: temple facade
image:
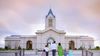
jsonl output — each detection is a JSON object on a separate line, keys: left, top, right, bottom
{"left": 5, "top": 9, "right": 94, "bottom": 50}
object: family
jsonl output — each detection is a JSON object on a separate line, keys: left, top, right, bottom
{"left": 42, "top": 41, "right": 73, "bottom": 56}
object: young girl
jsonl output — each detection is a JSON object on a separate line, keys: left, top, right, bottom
{"left": 68, "top": 49, "right": 73, "bottom": 56}
{"left": 41, "top": 50, "right": 46, "bottom": 56}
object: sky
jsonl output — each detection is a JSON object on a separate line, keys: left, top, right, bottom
{"left": 0, "top": 0, "right": 100, "bottom": 47}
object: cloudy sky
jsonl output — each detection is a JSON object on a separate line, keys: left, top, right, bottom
{"left": 0, "top": 0, "right": 100, "bottom": 47}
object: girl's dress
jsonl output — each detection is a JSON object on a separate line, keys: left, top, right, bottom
{"left": 68, "top": 50, "right": 73, "bottom": 56}
{"left": 41, "top": 51, "right": 46, "bottom": 56}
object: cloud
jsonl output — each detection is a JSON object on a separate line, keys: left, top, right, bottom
{"left": 0, "top": 0, "right": 48, "bottom": 10}
{"left": 77, "top": 0, "right": 100, "bottom": 21}
{"left": 0, "top": 0, "right": 100, "bottom": 47}
{"left": 57, "top": 8, "right": 100, "bottom": 43}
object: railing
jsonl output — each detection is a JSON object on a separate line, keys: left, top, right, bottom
{"left": 0, "top": 50, "right": 21, "bottom": 56}
{"left": 0, "top": 50, "right": 94, "bottom": 56}
{"left": 82, "top": 50, "right": 93, "bottom": 56}
{"left": 0, "top": 49, "right": 27, "bottom": 56}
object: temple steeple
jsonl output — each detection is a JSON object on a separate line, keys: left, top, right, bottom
{"left": 46, "top": 9, "right": 55, "bottom": 18}
{"left": 45, "top": 9, "right": 56, "bottom": 29}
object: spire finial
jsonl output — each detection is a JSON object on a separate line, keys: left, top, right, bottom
{"left": 46, "top": 9, "right": 55, "bottom": 18}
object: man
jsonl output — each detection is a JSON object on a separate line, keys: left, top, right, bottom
{"left": 50, "top": 41, "right": 57, "bottom": 56}
{"left": 44, "top": 44, "right": 49, "bottom": 56}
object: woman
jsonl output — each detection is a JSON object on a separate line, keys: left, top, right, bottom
{"left": 57, "top": 43, "right": 63, "bottom": 56}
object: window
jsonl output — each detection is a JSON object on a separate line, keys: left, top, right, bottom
{"left": 48, "top": 19, "right": 53, "bottom": 27}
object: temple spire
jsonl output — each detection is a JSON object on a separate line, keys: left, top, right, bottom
{"left": 45, "top": 9, "right": 56, "bottom": 29}
{"left": 46, "top": 9, "right": 55, "bottom": 18}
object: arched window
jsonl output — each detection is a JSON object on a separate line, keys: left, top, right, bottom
{"left": 26, "top": 40, "right": 32, "bottom": 49}
{"left": 48, "top": 19, "right": 53, "bottom": 27}
{"left": 69, "top": 40, "right": 75, "bottom": 50}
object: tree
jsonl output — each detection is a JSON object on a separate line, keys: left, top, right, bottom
{"left": 5, "top": 46, "right": 8, "bottom": 50}
{"left": 78, "top": 46, "right": 83, "bottom": 50}
{"left": 95, "top": 46, "right": 100, "bottom": 50}
{"left": 18, "top": 46, "right": 21, "bottom": 50}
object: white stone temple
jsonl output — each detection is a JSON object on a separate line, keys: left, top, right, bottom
{"left": 5, "top": 9, "right": 94, "bottom": 50}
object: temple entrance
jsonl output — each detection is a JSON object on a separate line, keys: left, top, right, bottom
{"left": 26, "top": 40, "right": 32, "bottom": 49}
{"left": 47, "top": 37, "right": 55, "bottom": 47}
{"left": 69, "top": 41, "right": 75, "bottom": 50}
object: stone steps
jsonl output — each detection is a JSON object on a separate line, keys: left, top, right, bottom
{"left": 1, "top": 50, "right": 100, "bottom": 56}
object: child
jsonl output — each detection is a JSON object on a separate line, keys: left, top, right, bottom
{"left": 68, "top": 49, "right": 73, "bottom": 56}
{"left": 64, "top": 49, "right": 69, "bottom": 56}
{"left": 44, "top": 45, "right": 49, "bottom": 56}
{"left": 41, "top": 50, "right": 46, "bottom": 56}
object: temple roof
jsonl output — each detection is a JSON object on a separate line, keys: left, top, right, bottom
{"left": 46, "top": 9, "right": 55, "bottom": 18}
{"left": 36, "top": 28, "right": 66, "bottom": 34}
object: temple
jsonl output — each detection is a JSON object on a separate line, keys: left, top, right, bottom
{"left": 5, "top": 9, "right": 94, "bottom": 50}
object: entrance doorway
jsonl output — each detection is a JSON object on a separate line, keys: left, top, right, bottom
{"left": 69, "top": 40, "right": 75, "bottom": 50}
{"left": 47, "top": 37, "right": 55, "bottom": 47}
{"left": 26, "top": 40, "right": 32, "bottom": 49}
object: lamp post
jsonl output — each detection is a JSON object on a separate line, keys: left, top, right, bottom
{"left": 82, "top": 42, "right": 85, "bottom": 56}
{"left": 22, "top": 48, "right": 25, "bottom": 56}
